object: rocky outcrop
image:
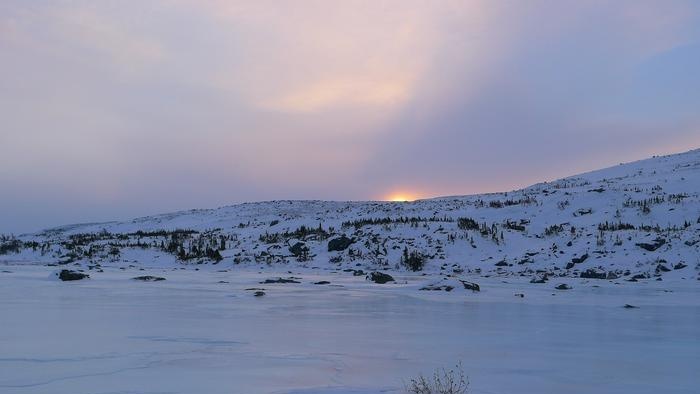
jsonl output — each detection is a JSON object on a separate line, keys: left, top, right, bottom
{"left": 367, "top": 272, "right": 395, "bottom": 284}
{"left": 132, "top": 276, "right": 166, "bottom": 281}
{"left": 58, "top": 270, "right": 89, "bottom": 281}
{"left": 327, "top": 236, "right": 353, "bottom": 252}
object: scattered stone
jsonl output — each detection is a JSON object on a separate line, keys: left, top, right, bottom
{"left": 132, "top": 276, "right": 166, "bottom": 281}
{"left": 571, "top": 253, "right": 589, "bottom": 265}
{"left": 606, "top": 272, "right": 620, "bottom": 280}
{"left": 555, "top": 284, "right": 572, "bottom": 290}
{"left": 327, "top": 236, "right": 353, "bottom": 252}
{"left": 636, "top": 238, "right": 666, "bottom": 252}
{"left": 58, "top": 270, "right": 89, "bottom": 281}
{"left": 261, "top": 278, "right": 301, "bottom": 284}
{"left": 530, "top": 273, "right": 549, "bottom": 283}
{"left": 367, "top": 272, "right": 395, "bottom": 284}
{"left": 629, "top": 273, "right": 649, "bottom": 281}
{"left": 459, "top": 280, "right": 480, "bottom": 292}
{"left": 580, "top": 269, "right": 607, "bottom": 279}
{"left": 420, "top": 285, "right": 454, "bottom": 292}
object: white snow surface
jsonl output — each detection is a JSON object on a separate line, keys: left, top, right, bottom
{"left": 0, "top": 265, "right": 698, "bottom": 394}
{"left": 3, "top": 148, "right": 699, "bottom": 281}
{"left": 0, "top": 149, "right": 699, "bottom": 393}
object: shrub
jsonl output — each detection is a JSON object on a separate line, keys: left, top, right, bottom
{"left": 401, "top": 247, "right": 426, "bottom": 271}
{"left": 406, "top": 362, "right": 469, "bottom": 394}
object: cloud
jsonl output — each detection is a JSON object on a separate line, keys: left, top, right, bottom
{"left": 0, "top": 0, "right": 699, "bottom": 232}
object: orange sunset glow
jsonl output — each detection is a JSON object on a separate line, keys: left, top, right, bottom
{"left": 385, "top": 192, "right": 418, "bottom": 202}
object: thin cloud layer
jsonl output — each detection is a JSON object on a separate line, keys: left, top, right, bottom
{"left": 1, "top": 1, "right": 699, "bottom": 232}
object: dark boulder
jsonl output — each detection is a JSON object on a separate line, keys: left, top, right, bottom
{"left": 254, "top": 291, "right": 266, "bottom": 297}
{"left": 367, "top": 272, "right": 395, "bottom": 284}
{"left": 623, "top": 304, "right": 639, "bottom": 309}
{"left": 460, "top": 280, "right": 480, "bottom": 292}
{"left": 673, "top": 263, "right": 687, "bottom": 270}
{"left": 555, "top": 284, "right": 572, "bottom": 290}
{"left": 289, "top": 242, "right": 309, "bottom": 257}
{"left": 656, "top": 264, "right": 671, "bottom": 273}
{"left": 629, "top": 273, "right": 649, "bottom": 281}
{"left": 58, "top": 270, "right": 89, "bottom": 281}
{"left": 530, "top": 273, "right": 549, "bottom": 283}
{"left": 261, "top": 278, "right": 301, "bottom": 284}
{"left": 327, "top": 236, "right": 353, "bottom": 252}
{"left": 420, "top": 284, "right": 454, "bottom": 292}
{"left": 352, "top": 269, "right": 365, "bottom": 277}
{"left": 313, "top": 281, "right": 331, "bottom": 285}
{"left": 571, "top": 253, "right": 589, "bottom": 265}
{"left": 132, "top": 276, "right": 166, "bottom": 281}
{"left": 636, "top": 238, "right": 666, "bottom": 252}
{"left": 580, "top": 269, "right": 607, "bottom": 279}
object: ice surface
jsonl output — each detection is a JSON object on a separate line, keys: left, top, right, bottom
{"left": 1, "top": 265, "right": 698, "bottom": 394}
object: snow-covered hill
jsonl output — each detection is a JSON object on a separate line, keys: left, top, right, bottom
{"left": 2, "top": 149, "right": 699, "bottom": 282}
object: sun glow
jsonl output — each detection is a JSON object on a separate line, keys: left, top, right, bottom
{"left": 385, "top": 192, "right": 416, "bottom": 202}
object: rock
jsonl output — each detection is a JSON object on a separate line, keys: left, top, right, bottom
{"left": 571, "top": 253, "right": 589, "bottom": 265}
{"left": 58, "top": 270, "right": 89, "bottom": 281}
{"left": 367, "top": 272, "right": 395, "bottom": 284}
{"left": 606, "top": 272, "right": 620, "bottom": 280}
{"left": 495, "top": 260, "right": 509, "bottom": 267}
{"left": 420, "top": 285, "right": 454, "bottom": 292}
{"left": 555, "top": 284, "right": 572, "bottom": 290}
{"left": 327, "top": 236, "right": 353, "bottom": 252}
{"left": 580, "top": 269, "right": 607, "bottom": 279}
{"left": 261, "top": 278, "right": 301, "bottom": 284}
{"left": 352, "top": 269, "right": 365, "bottom": 277}
{"left": 514, "top": 293, "right": 525, "bottom": 298}
{"left": 629, "top": 273, "right": 649, "bottom": 281}
{"left": 313, "top": 281, "right": 331, "bottom": 285}
{"left": 623, "top": 304, "right": 639, "bottom": 309}
{"left": 254, "top": 291, "right": 265, "bottom": 297}
{"left": 289, "top": 242, "right": 308, "bottom": 257}
{"left": 530, "top": 273, "right": 549, "bottom": 283}
{"left": 460, "top": 280, "right": 480, "bottom": 292}
{"left": 636, "top": 238, "right": 666, "bottom": 252}
{"left": 132, "top": 276, "right": 166, "bottom": 281}
{"left": 565, "top": 262, "right": 576, "bottom": 269}
{"left": 673, "top": 263, "right": 688, "bottom": 270}
{"left": 656, "top": 264, "right": 671, "bottom": 273}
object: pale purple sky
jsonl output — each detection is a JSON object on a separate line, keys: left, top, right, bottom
{"left": 2, "top": 1, "right": 699, "bottom": 233}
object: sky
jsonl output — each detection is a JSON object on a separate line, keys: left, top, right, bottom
{"left": 1, "top": 0, "right": 700, "bottom": 233}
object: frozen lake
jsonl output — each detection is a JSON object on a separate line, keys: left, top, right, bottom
{"left": 1, "top": 265, "right": 698, "bottom": 394}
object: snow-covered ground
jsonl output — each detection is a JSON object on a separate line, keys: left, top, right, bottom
{"left": 1, "top": 149, "right": 699, "bottom": 393}
{"left": 2, "top": 149, "right": 699, "bottom": 283}
{"left": 1, "top": 264, "right": 698, "bottom": 394}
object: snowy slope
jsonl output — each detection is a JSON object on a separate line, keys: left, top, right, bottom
{"left": 2, "top": 149, "right": 699, "bottom": 282}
